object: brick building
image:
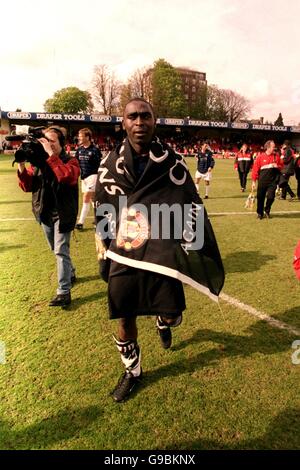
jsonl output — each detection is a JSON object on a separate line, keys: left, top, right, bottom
{"left": 176, "top": 67, "right": 207, "bottom": 108}
{"left": 143, "top": 66, "right": 207, "bottom": 112}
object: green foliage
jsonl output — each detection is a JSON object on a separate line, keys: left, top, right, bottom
{"left": 151, "top": 59, "right": 188, "bottom": 118}
{"left": 0, "top": 154, "right": 299, "bottom": 450}
{"left": 44, "top": 87, "right": 94, "bottom": 114}
{"left": 188, "top": 83, "right": 207, "bottom": 119}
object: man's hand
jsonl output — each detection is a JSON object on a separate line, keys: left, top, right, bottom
{"left": 251, "top": 181, "right": 256, "bottom": 192}
{"left": 99, "top": 259, "right": 110, "bottom": 282}
{"left": 38, "top": 138, "right": 53, "bottom": 157}
{"left": 17, "top": 162, "right": 26, "bottom": 173}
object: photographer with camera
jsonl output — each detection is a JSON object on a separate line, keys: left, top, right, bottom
{"left": 17, "top": 126, "right": 80, "bottom": 307}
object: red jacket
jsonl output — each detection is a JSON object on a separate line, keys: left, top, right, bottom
{"left": 234, "top": 151, "right": 253, "bottom": 171}
{"left": 251, "top": 152, "right": 283, "bottom": 182}
{"left": 18, "top": 154, "right": 80, "bottom": 191}
{"left": 18, "top": 153, "right": 80, "bottom": 233}
{"left": 293, "top": 240, "right": 300, "bottom": 280}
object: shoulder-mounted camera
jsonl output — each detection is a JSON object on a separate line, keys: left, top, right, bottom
{"left": 5, "top": 126, "right": 49, "bottom": 167}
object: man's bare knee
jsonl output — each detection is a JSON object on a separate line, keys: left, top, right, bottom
{"left": 118, "top": 317, "right": 137, "bottom": 341}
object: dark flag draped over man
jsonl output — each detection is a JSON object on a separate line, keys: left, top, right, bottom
{"left": 94, "top": 98, "right": 225, "bottom": 402}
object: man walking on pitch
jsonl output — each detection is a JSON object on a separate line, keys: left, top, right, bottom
{"left": 234, "top": 143, "right": 253, "bottom": 192}
{"left": 251, "top": 140, "right": 283, "bottom": 219}
{"left": 194, "top": 143, "right": 215, "bottom": 199}
{"left": 17, "top": 126, "right": 79, "bottom": 306}
{"left": 75, "top": 128, "right": 101, "bottom": 230}
{"left": 94, "top": 98, "right": 224, "bottom": 402}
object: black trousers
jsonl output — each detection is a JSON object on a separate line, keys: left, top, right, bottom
{"left": 295, "top": 168, "right": 300, "bottom": 198}
{"left": 238, "top": 169, "right": 249, "bottom": 190}
{"left": 108, "top": 266, "right": 186, "bottom": 319}
{"left": 279, "top": 174, "right": 295, "bottom": 199}
{"left": 257, "top": 180, "right": 277, "bottom": 216}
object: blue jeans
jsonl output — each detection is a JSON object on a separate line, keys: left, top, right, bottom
{"left": 42, "top": 220, "right": 75, "bottom": 295}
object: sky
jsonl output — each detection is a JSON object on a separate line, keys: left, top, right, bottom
{"left": 1, "top": 0, "right": 300, "bottom": 124}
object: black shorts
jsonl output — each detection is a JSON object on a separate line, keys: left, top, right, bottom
{"left": 108, "top": 267, "right": 186, "bottom": 319}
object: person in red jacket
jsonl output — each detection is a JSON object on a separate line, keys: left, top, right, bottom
{"left": 17, "top": 126, "right": 80, "bottom": 306}
{"left": 234, "top": 143, "right": 253, "bottom": 192}
{"left": 293, "top": 240, "right": 300, "bottom": 280}
{"left": 278, "top": 141, "right": 296, "bottom": 200}
{"left": 295, "top": 153, "right": 300, "bottom": 200}
{"left": 251, "top": 140, "right": 283, "bottom": 219}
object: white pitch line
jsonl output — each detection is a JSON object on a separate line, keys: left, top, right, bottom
{"left": 1, "top": 211, "right": 300, "bottom": 222}
{"left": 0, "top": 216, "right": 99, "bottom": 221}
{"left": 209, "top": 211, "right": 300, "bottom": 216}
{"left": 220, "top": 292, "right": 300, "bottom": 336}
{"left": 0, "top": 217, "right": 35, "bottom": 221}
{"left": 0, "top": 216, "right": 97, "bottom": 222}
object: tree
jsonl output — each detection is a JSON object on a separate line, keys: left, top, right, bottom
{"left": 91, "top": 65, "right": 121, "bottom": 115}
{"left": 117, "top": 67, "right": 148, "bottom": 114}
{"left": 150, "top": 59, "right": 188, "bottom": 118}
{"left": 205, "top": 85, "right": 250, "bottom": 122}
{"left": 118, "top": 83, "right": 133, "bottom": 114}
{"left": 220, "top": 89, "right": 251, "bottom": 122}
{"left": 274, "top": 112, "right": 284, "bottom": 126}
{"left": 129, "top": 67, "right": 147, "bottom": 98}
{"left": 44, "top": 87, "right": 93, "bottom": 113}
{"left": 205, "top": 85, "right": 227, "bottom": 121}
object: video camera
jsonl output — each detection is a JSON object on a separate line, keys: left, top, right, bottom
{"left": 5, "top": 126, "right": 49, "bottom": 167}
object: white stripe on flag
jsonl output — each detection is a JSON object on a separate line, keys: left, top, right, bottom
{"left": 106, "top": 249, "right": 219, "bottom": 302}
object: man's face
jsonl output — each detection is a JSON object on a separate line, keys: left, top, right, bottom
{"left": 44, "top": 131, "right": 62, "bottom": 155}
{"left": 78, "top": 132, "right": 90, "bottom": 146}
{"left": 269, "top": 141, "right": 276, "bottom": 152}
{"left": 122, "top": 100, "right": 155, "bottom": 150}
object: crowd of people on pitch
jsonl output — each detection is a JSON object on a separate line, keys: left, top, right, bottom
{"left": 69, "top": 133, "right": 300, "bottom": 214}
{"left": 187, "top": 139, "right": 300, "bottom": 211}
